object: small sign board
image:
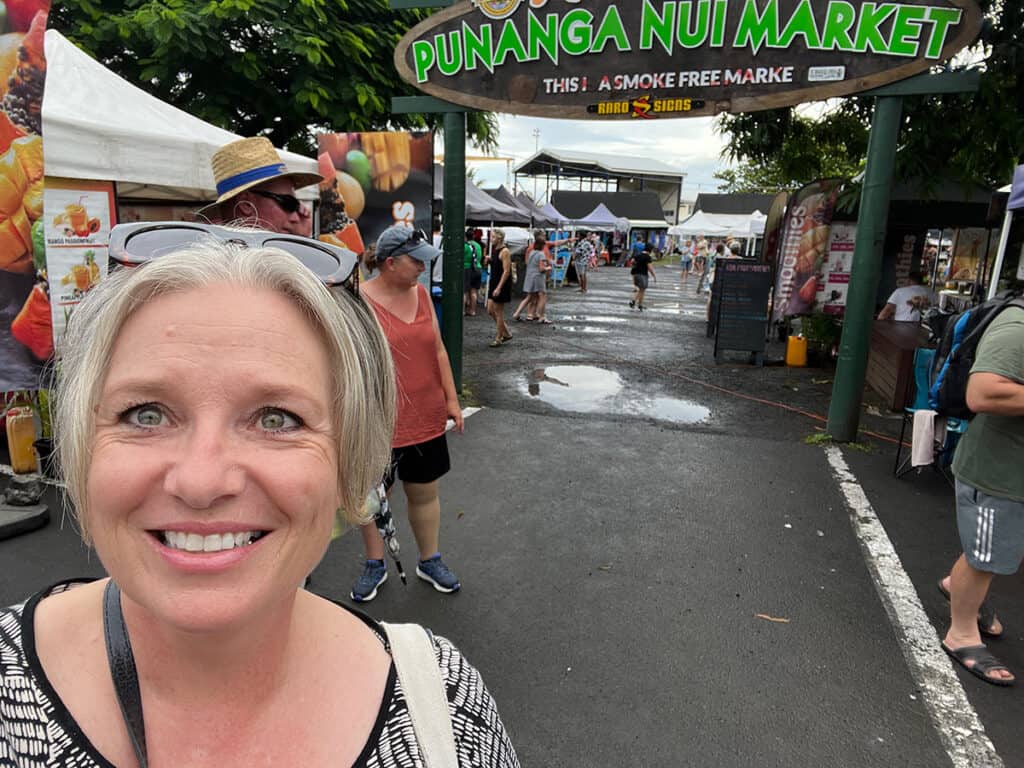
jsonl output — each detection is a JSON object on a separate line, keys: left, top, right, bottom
{"left": 713, "top": 261, "right": 772, "bottom": 365}
{"left": 396, "top": 0, "right": 983, "bottom": 120}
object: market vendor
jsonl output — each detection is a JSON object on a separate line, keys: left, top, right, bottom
{"left": 877, "top": 271, "right": 934, "bottom": 323}
{"left": 200, "top": 137, "right": 322, "bottom": 236}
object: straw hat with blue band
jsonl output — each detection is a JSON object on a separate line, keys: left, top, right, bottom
{"left": 200, "top": 137, "right": 323, "bottom": 212}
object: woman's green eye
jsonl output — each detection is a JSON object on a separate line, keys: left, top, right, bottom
{"left": 126, "top": 405, "right": 163, "bottom": 427}
{"left": 259, "top": 409, "right": 299, "bottom": 431}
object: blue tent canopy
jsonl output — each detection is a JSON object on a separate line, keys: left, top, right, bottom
{"left": 1009, "top": 164, "right": 1024, "bottom": 212}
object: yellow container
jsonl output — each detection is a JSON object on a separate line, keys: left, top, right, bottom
{"left": 786, "top": 335, "right": 808, "bottom": 367}
{"left": 5, "top": 406, "right": 38, "bottom": 474}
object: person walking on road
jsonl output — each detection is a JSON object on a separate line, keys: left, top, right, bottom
{"left": 573, "top": 230, "right": 596, "bottom": 293}
{"left": 680, "top": 239, "right": 694, "bottom": 287}
{"left": 513, "top": 232, "right": 552, "bottom": 323}
{"left": 351, "top": 225, "right": 465, "bottom": 603}
{"left": 629, "top": 243, "right": 656, "bottom": 311}
{"left": 939, "top": 300, "right": 1024, "bottom": 686}
{"left": 486, "top": 229, "right": 513, "bottom": 347}
{"left": 463, "top": 227, "right": 483, "bottom": 316}
{"left": 694, "top": 234, "right": 709, "bottom": 294}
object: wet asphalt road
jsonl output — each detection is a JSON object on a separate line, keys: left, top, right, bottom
{"left": 3, "top": 263, "right": 1024, "bottom": 767}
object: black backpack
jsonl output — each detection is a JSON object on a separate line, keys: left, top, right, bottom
{"left": 929, "top": 293, "right": 1024, "bottom": 418}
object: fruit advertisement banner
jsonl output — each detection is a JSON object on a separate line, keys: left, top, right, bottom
{"left": 0, "top": 5, "right": 49, "bottom": 390}
{"left": 317, "top": 131, "right": 433, "bottom": 257}
{"left": 43, "top": 178, "right": 115, "bottom": 351}
{"left": 816, "top": 222, "right": 856, "bottom": 316}
{"left": 771, "top": 178, "right": 843, "bottom": 322}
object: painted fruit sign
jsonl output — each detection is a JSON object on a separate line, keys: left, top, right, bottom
{"left": 395, "top": 0, "right": 982, "bottom": 119}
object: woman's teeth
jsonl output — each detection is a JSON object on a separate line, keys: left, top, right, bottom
{"left": 160, "top": 531, "right": 265, "bottom": 552}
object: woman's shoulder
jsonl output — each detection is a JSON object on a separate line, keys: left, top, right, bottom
{"left": 0, "top": 580, "right": 105, "bottom": 765}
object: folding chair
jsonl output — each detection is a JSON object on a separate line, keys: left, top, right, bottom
{"left": 893, "top": 347, "right": 967, "bottom": 484}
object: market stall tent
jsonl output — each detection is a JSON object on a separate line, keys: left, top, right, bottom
{"left": 988, "top": 164, "right": 1024, "bottom": 298}
{"left": 573, "top": 203, "right": 625, "bottom": 231}
{"left": 41, "top": 30, "right": 319, "bottom": 202}
{"left": 670, "top": 210, "right": 765, "bottom": 238}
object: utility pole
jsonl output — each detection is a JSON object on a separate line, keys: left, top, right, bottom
{"left": 532, "top": 127, "right": 541, "bottom": 203}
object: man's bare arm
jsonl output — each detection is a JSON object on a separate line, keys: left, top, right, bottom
{"left": 966, "top": 372, "right": 1024, "bottom": 416}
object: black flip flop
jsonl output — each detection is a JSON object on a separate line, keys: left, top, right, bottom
{"left": 942, "top": 643, "right": 1015, "bottom": 687}
{"left": 937, "top": 580, "right": 1003, "bottom": 638}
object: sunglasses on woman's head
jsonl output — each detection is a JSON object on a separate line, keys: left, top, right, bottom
{"left": 381, "top": 229, "right": 429, "bottom": 260}
{"left": 251, "top": 189, "right": 302, "bottom": 214}
{"left": 108, "top": 222, "right": 360, "bottom": 296}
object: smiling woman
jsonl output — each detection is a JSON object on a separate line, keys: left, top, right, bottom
{"left": 0, "top": 233, "right": 519, "bottom": 767}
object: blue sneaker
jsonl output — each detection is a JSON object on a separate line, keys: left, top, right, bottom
{"left": 350, "top": 559, "right": 387, "bottom": 602}
{"left": 416, "top": 554, "right": 461, "bottom": 593}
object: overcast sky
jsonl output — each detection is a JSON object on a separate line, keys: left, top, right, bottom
{"left": 464, "top": 113, "right": 733, "bottom": 204}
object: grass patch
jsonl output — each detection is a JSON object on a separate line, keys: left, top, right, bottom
{"left": 459, "top": 381, "right": 481, "bottom": 407}
{"left": 803, "top": 433, "right": 875, "bottom": 453}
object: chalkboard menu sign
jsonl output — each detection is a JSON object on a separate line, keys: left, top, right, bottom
{"left": 714, "top": 261, "right": 772, "bottom": 365}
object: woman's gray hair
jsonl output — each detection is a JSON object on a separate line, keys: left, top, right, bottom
{"left": 55, "top": 239, "right": 396, "bottom": 541}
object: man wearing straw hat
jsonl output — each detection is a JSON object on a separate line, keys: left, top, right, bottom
{"left": 200, "top": 137, "right": 322, "bottom": 235}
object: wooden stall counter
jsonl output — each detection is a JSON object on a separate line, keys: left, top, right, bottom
{"left": 866, "top": 320, "right": 931, "bottom": 411}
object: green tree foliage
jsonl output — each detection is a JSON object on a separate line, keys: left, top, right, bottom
{"left": 717, "top": 0, "right": 1023, "bottom": 189}
{"left": 50, "top": 0, "right": 498, "bottom": 154}
{"left": 715, "top": 112, "right": 869, "bottom": 192}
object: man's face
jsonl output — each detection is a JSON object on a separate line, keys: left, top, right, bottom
{"left": 237, "top": 178, "right": 305, "bottom": 235}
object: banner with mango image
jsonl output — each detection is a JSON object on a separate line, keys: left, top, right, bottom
{"left": 0, "top": 3, "right": 49, "bottom": 391}
{"left": 317, "top": 131, "right": 433, "bottom": 258}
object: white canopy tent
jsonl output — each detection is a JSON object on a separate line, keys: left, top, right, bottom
{"left": 41, "top": 30, "right": 320, "bottom": 202}
{"left": 669, "top": 210, "right": 765, "bottom": 238}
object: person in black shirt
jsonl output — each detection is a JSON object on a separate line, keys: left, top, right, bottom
{"left": 629, "top": 244, "right": 657, "bottom": 311}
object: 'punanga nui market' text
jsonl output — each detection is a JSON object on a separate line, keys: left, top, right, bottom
{"left": 411, "top": 0, "right": 965, "bottom": 83}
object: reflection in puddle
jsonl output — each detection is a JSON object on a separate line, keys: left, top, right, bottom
{"left": 522, "top": 365, "right": 710, "bottom": 424}
{"left": 556, "top": 315, "right": 629, "bottom": 324}
{"left": 557, "top": 325, "right": 611, "bottom": 335}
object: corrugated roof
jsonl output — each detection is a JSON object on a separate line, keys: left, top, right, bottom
{"left": 694, "top": 193, "right": 777, "bottom": 215}
{"left": 551, "top": 191, "right": 667, "bottom": 222}
{"left": 515, "top": 148, "right": 685, "bottom": 180}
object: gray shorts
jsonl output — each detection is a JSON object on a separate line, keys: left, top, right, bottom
{"left": 632, "top": 274, "right": 649, "bottom": 290}
{"left": 575, "top": 260, "right": 588, "bottom": 277}
{"left": 956, "top": 479, "right": 1024, "bottom": 575}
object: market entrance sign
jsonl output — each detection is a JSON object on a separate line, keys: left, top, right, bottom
{"left": 394, "top": 0, "right": 982, "bottom": 119}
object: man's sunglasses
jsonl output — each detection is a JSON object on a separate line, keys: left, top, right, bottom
{"left": 380, "top": 229, "right": 430, "bottom": 260}
{"left": 108, "top": 222, "right": 360, "bottom": 296}
{"left": 251, "top": 189, "right": 302, "bottom": 214}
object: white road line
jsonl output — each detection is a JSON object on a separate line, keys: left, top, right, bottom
{"left": 446, "top": 406, "right": 482, "bottom": 433}
{"left": 824, "top": 445, "right": 1003, "bottom": 768}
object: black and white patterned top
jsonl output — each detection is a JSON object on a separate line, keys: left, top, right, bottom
{"left": 0, "top": 581, "right": 519, "bottom": 767}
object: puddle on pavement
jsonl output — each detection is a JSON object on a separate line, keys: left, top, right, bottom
{"left": 521, "top": 365, "right": 710, "bottom": 424}
{"left": 556, "top": 315, "right": 629, "bottom": 324}
{"left": 557, "top": 325, "right": 611, "bottom": 335}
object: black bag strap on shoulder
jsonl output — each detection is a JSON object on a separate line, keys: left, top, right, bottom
{"left": 103, "top": 580, "right": 149, "bottom": 768}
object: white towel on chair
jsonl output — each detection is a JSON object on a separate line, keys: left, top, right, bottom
{"left": 911, "top": 410, "right": 947, "bottom": 467}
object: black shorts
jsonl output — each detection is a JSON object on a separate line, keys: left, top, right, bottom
{"left": 384, "top": 433, "right": 451, "bottom": 488}
{"left": 464, "top": 267, "right": 482, "bottom": 290}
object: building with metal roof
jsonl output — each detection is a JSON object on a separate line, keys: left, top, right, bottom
{"left": 514, "top": 148, "right": 686, "bottom": 225}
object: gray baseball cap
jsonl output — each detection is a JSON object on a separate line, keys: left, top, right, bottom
{"left": 376, "top": 225, "right": 440, "bottom": 263}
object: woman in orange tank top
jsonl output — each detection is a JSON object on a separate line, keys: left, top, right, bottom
{"left": 350, "top": 225, "right": 465, "bottom": 603}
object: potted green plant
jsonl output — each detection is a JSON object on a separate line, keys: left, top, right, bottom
{"left": 802, "top": 312, "right": 843, "bottom": 366}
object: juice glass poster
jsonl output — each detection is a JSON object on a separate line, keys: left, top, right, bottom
{"left": 0, "top": 7, "right": 50, "bottom": 390}
{"left": 42, "top": 178, "right": 116, "bottom": 351}
{"left": 317, "top": 131, "right": 433, "bottom": 255}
